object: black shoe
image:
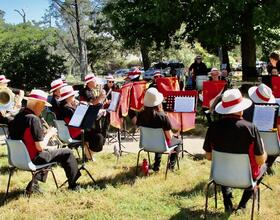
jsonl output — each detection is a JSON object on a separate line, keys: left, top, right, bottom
{"left": 152, "top": 165, "right": 160, "bottom": 172}
{"left": 266, "top": 167, "right": 275, "bottom": 176}
{"left": 68, "top": 184, "right": 81, "bottom": 191}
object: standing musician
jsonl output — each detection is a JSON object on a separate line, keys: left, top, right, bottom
{"left": 203, "top": 89, "right": 267, "bottom": 213}
{"left": 0, "top": 75, "right": 24, "bottom": 124}
{"left": 49, "top": 78, "right": 66, "bottom": 118}
{"left": 8, "top": 89, "right": 81, "bottom": 192}
{"left": 60, "top": 85, "right": 106, "bottom": 160}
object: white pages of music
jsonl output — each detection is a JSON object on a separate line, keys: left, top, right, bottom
{"left": 253, "top": 105, "right": 275, "bottom": 131}
{"left": 108, "top": 91, "right": 120, "bottom": 112}
{"left": 69, "top": 104, "right": 89, "bottom": 128}
{"left": 174, "top": 96, "right": 195, "bottom": 112}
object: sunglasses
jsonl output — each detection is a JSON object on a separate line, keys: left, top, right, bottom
{"left": 108, "top": 81, "right": 114, "bottom": 83}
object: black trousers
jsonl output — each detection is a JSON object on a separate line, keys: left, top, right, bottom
{"left": 154, "top": 137, "right": 182, "bottom": 169}
{"left": 33, "top": 148, "right": 80, "bottom": 188}
{"left": 221, "top": 164, "right": 267, "bottom": 210}
{"left": 266, "top": 155, "right": 278, "bottom": 168}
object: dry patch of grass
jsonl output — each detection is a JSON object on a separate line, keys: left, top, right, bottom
{"left": 0, "top": 146, "right": 279, "bottom": 220}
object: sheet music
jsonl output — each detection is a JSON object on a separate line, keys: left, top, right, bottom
{"left": 253, "top": 105, "right": 275, "bottom": 131}
{"left": 174, "top": 96, "right": 195, "bottom": 112}
{"left": 108, "top": 91, "right": 120, "bottom": 112}
{"left": 69, "top": 104, "right": 89, "bottom": 127}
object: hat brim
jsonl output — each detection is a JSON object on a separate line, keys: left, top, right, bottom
{"left": 85, "top": 78, "right": 96, "bottom": 85}
{"left": 0, "top": 79, "right": 10, "bottom": 83}
{"left": 125, "top": 74, "right": 140, "bottom": 81}
{"left": 23, "top": 96, "right": 52, "bottom": 107}
{"left": 215, "top": 98, "right": 252, "bottom": 114}
{"left": 144, "top": 92, "right": 164, "bottom": 107}
{"left": 58, "top": 91, "right": 79, "bottom": 102}
{"left": 248, "top": 86, "right": 275, "bottom": 104}
{"left": 50, "top": 83, "right": 67, "bottom": 93}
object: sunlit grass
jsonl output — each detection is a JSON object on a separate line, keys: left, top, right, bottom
{"left": 0, "top": 146, "right": 279, "bottom": 220}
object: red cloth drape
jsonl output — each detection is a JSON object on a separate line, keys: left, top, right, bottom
{"left": 156, "top": 77, "right": 180, "bottom": 96}
{"left": 202, "top": 81, "right": 226, "bottom": 108}
{"left": 130, "top": 81, "right": 147, "bottom": 111}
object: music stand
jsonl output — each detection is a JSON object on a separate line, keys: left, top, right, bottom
{"left": 164, "top": 90, "right": 198, "bottom": 158}
{"left": 59, "top": 104, "right": 101, "bottom": 187}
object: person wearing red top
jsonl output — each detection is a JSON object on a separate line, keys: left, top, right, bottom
{"left": 9, "top": 89, "right": 80, "bottom": 192}
{"left": 203, "top": 89, "right": 267, "bottom": 213}
{"left": 58, "top": 85, "right": 105, "bottom": 161}
{"left": 136, "top": 88, "right": 182, "bottom": 171}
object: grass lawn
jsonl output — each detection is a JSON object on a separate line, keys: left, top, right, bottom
{"left": 0, "top": 145, "right": 279, "bottom": 220}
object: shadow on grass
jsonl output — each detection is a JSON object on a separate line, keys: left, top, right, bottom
{"left": 0, "top": 165, "right": 10, "bottom": 175}
{"left": 169, "top": 207, "right": 230, "bottom": 220}
{"left": 80, "top": 166, "right": 138, "bottom": 189}
{"left": 171, "top": 181, "right": 207, "bottom": 198}
{"left": 0, "top": 189, "right": 26, "bottom": 207}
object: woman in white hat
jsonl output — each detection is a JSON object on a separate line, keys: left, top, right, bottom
{"left": 49, "top": 78, "right": 67, "bottom": 117}
{"left": 136, "top": 88, "right": 181, "bottom": 172}
{"left": 244, "top": 83, "right": 277, "bottom": 175}
{"left": 103, "top": 74, "right": 119, "bottom": 103}
{"left": 203, "top": 89, "right": 267, "bottom": 213}
{"left": 79, "top": 73, "right": 106, "bottom": 105}
{"left": 59, "top": 85, "right": 105, "bottom": 160}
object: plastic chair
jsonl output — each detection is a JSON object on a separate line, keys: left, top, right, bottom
{"left": 3, "top": 139, "right": 58, "bottom": 202}
{"left": 53, "top": 120, "right": 82, "bottom": 158}
{"left": 259, "top": 131, "right": 280, "bottom": 156}
{"left": 204, "top": 150, "right": 260, "bottom": 220}
{"left": 136, "top": 126, "right": 181, "bottom": 179}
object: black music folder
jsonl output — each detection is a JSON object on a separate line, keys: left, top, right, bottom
{"left": 69, "top": 104, "right": 102, "bottom": 129}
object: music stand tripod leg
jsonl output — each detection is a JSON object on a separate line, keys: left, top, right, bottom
{"left": 79, "top": 129, "right": 97, "bottom": 184}
{"left": 117, "top": 129, "right": 129, "bottom": 156}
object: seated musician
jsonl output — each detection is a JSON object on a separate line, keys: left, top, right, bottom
{"left": 49, "top": 78, "right": 66, "bottom": 118}
{"left": 0, "top": 75, "right": 24, "bottom": 124}
{"left": 8, "top": 89, "right": 81, "bottom": 192}
{"left": 203, "top": 89, "right": 267, "bottom": 213}
{"left": 243, "top": 83, "right": 278, "bottom": 175}
{"left": 136, "top": 88, "right": 181, "bottom": 172}
{"left": 149, "top": 71, "right": 161, "bottom": 89}
{"left": 79, "top": 73, "right": 106, "bottom": 104}
{"left": 103, "top": 74, "right": 119, "bottom": 106}
{"left": 59, "top": 85, "right": 105, "bottom": 160}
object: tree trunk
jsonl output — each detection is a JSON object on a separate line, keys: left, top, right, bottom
{"left": 74, "top": 0, "right": 87, "bottom": 80}
{"left": 221, "top": 46, "right": 231, "bottom": 72}
{"left": 241, "top": 8, "right": 257, "bottom": 81}
{"left": 140, "top": 44, "right": 150, "bottom": 70}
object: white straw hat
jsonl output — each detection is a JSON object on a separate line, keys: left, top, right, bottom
{"left": 85, "top": 73, "right": 96, "bottom": 85}
{"left": 0, "top": 75, "right": 10, "bottom": 83}
{"left": 105, "top": 74, "right": 115, "bottom": 81}
{"left": 215, "top": 89, "right": 252, "bottom": 114}
{"left": 248, "top": 83, "right": 275, "bottom": 103}
{"left": 143, "top": 88, "right": 164, "bottom": 107}
{"left": 58, "top": 85, "right": 78, "bottom": 101}
{"left": 50, "top": 78, "right": 67, "bottom": 92}
{"left": 24, "top": 89, "right": 52, "bottom": 107}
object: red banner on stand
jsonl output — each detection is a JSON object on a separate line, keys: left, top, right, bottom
{"left": 156, "top": 77, "right": 180, "bottom": 97}
{"left": 271, "top": 76, "right": 280, "bottom": 98}
{"left": 202, "top": 81, "right": 226, "bottom": 108}
{"left": 130, "top": 81, "right": 147, "bottom": 111}
{"left": 119, "top": 83, "right": 133, "bottom": 117}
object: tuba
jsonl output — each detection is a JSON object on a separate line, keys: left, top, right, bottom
{"left": 0, "top": 86, "right": 15, "bottom": 111}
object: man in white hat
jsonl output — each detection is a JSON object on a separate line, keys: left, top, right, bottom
{"left": 203, "top": 89, "right": 267, "bottom": 213}
{"left": 189, "top": 55, "right": 208, "bottom": 89}
{"left": 136, "top": 88, "right": 182, "bottom": 171}
{"left": 244, "top": 83, "right": 277, "bottom": 175}
{"left": 9, "top": 89, "right": 81, "bottom": 192}
{"left": 49, "top": 78, "right": 67, "bottom": 117}
{"left": 79, "top": 73, "right": 106, "bottom": 105}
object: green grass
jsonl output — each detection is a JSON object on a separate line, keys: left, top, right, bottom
{"left": 0, "top": 146, "right": 279, "bottom": 220}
